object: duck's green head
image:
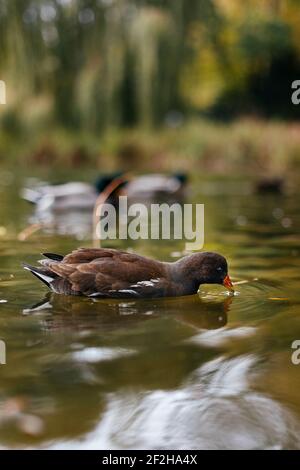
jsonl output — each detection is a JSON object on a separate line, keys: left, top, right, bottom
{"left": 173, "top": 172, "right": 188, "bottom": 185}
{"left": 94, "top": 172, "right": 127, "bottom": 194}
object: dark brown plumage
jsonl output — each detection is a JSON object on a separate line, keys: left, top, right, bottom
{"left": 23, "top": 248, "right": 233, "bottom": 299}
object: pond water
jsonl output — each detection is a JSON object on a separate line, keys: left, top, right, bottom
{"left": 0, "top": 170, "right": 300, "bottom": 449}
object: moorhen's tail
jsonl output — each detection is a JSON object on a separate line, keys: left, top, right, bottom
{"left": 22, "top": 254, "right": 77, "bottom": 295}
{"left": 22, "top": 263, "right": 57, "bottom": 289}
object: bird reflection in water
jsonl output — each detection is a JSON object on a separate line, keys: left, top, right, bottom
{"left": 10, "top": 293, "right": 236, "bottom": 448}
{"left": 16, "top": 293, "right": 300, "bottom": 450}
{"left": 22, "top": 292, "right": 232, "bottom": 332}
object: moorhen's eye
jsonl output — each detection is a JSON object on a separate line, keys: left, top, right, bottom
{"left": 217, "top": 267, "right": 223, "bottom": 272}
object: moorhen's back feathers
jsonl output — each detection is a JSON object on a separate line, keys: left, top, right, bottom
{"left": 43, "top": 252, "right": 64, "bottom": 262}
{"left": 23, "top": 248, "right": 233, "bottom": 299}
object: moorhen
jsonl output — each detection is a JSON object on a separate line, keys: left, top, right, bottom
{"left": 23, "top": 248, "right": 233, "bottom": 298}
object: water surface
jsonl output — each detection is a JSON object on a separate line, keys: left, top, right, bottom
{"left": 0, "top": 171, "right": 300, "bottom": 449}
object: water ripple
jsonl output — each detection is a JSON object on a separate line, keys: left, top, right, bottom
{"left": 49, "top": 354, "right": 300, "bottom": 450}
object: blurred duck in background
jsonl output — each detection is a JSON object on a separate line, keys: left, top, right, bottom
{"left": 21, "top": 172, "right": 124, "bottom": 213}
{"left": 21, "top": 172, "right": 188, "bottom": 212}
{"left": 20, "top": 172, "right": 126, "bottom": 239}
{"left": 255, "top": 177, "right": 285, "bottom": 194}
{"left": 124, "top": 172, "right": 187, "bottom": 203}
{"left": 20, "top": 172, "right": 188, "bottom": 239}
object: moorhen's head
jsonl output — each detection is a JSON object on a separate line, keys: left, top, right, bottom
{"left": 178, "top": 252, "right": 234, "bottom": 292}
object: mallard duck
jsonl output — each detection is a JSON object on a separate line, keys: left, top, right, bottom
{"left": 21, "top": 173, "right": 123, "bottom": 213}
{"left": 123, "top": 173, "right": 187, "bottom": 201}
{"left": 23, "top": 248, "right": 233, "bottom": 298}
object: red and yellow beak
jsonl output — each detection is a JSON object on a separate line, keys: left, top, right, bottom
{"left": 223, "top": 274, "right": 234, "bottom": 292}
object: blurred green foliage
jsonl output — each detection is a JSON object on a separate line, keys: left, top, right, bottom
{"left": 0, "top": 0, "right": 300, "bottom": 136}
